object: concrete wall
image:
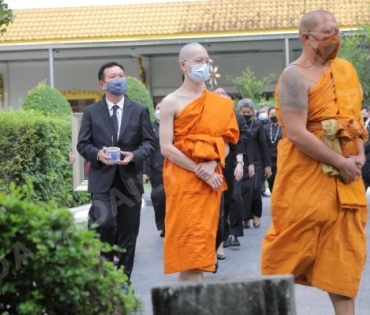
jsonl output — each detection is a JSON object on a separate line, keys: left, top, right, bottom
{"left": 152, "top": 275, "right": 297, "bottom": 315}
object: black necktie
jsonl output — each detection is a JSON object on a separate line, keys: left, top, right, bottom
{"left": 112, "top": 105, "right": 119, "bottom": 138}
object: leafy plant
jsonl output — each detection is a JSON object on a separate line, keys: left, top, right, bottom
{"left": 0, "top": 183, "right": 140, "bottom": 314}
{"left": 0, "top": 0, "right": 13, "bottom": 35}
{"left": 226, "top": 66, "right": 275, "bottom": 107}
{"left": 339, "top": 26, "right": 370, "bottom": 105}
{"left": 126, "top": 76, "right": 154, "bottom": 120}
{"left": 0, "top": 109, "right": 89, "bottom": 207}
{"left": 21, "top": 82, "right": 72, "bottom": 117}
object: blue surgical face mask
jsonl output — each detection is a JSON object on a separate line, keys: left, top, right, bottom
{"left": 187, "top": 63, "right": 210, "bottom": 83}
{"left": 106, "top": 78, "right": 127, "bottom": 95}
{"left": 258, "top": 112, "right": 268, "bottom": 121}
{"left": 154, "top": 109, "right": 160, "bottom": 120}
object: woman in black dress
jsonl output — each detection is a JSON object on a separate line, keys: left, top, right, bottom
{"left": 238, "top": 98, "right": 272, "bottom": 228}
{"left": 263, "top": 107, "right": 282, "bottom": 193}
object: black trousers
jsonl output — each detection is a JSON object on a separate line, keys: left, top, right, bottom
{"left": 88, "top": 170, "right": 142, "bottom": 279}
{"left": 222, "top": 169, "right": 243, "bottom": 238}
{"left": 228, "top": 178, "right": 244, "bottom": 236}
{"left": 241, "top": 161, "right": 263, "bottom": 220}
{"left": 149, "top": 167, "right": 166, "bottom": 231}
{"left": 267, "top": 160, "right": 277, "bottom": 193}
{"left": 215, "top": 167, "right": 244, "bottom": 249}
{"left": 216, "top": 195, "right": 225, "bottom": 250}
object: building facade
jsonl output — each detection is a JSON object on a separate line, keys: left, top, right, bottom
{"left": 0, "top": 0, "right": 368, "bottom": 109}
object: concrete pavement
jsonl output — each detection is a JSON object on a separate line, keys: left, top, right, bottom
{"left": 71, "top": 190, "right": 370, "bottom": 315}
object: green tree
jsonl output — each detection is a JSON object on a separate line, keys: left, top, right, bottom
{"left": 226, "top": 66, "right": 275, "bottom": 108}
{"left": 126, "top": 76, "right": 154, "bottom": 120}
{"left": 21, "top": 82, "right": 72, "bottom": 117}
{"left": 339, "top": 26, "right": 370, "bottom": 105}
{"left": 0, "top": 0, "right": 13, "bottom": 35}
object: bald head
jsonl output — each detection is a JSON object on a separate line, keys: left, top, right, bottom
{"left": 299, "top": 10, "right": 334, "bottom": 33}
{"left": 179, "top": 42, "right": 206, "bottom": 61}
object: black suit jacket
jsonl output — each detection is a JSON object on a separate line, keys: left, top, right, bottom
{"left": 77, "top": 97, "right": 157, "bottom": 195}
{"left": 143, "top": 121, "right": 164, "bottom": 175}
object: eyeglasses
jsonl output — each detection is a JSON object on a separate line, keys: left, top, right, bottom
{"left": 184, "top": 58, "right": 213, "bottom": 65}
{"left": 309, "top": 29, "right": 344, "bottom": 37}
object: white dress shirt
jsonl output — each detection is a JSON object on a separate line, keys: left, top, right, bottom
{"left": 365, "top": 117, "right": 370, "bottom": 129}
{"left": 106, "top": 97, "right": 124, "bottom": 139}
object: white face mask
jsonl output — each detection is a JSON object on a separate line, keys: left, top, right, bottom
{"left": 154, "top": 109, "right": 160, "bottom": 120}
{"left": 187, "top": 63, "right": 210, "bottom": 83}
{"left": 258, "top": 112, "right": 268, "bottom": 121}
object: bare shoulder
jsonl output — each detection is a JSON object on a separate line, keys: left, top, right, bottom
{"left": 280, "top": 65, "right": 307, "bottom": 91}
{"left": 279, "top": 65, "right": 308, "bottom": 112}
{"left": 160, "top": 92, "right": 178, "bottom": 113}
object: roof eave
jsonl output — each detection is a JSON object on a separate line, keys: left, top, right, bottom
{"left": 0, "top": 28, "right": 361, "bottom": 52}
{"left": 0, "top": 31, "right": 299, "bottom": 51}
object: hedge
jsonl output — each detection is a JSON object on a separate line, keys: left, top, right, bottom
{"left": 0, "top": 109, "right": 89, "bottom": 207}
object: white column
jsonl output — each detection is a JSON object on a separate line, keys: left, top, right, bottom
{"left": 284, "top": 38, "right": 290, "bottom": 66}
{"left": 48, "top": 48, "right": 55, "bottom": 87}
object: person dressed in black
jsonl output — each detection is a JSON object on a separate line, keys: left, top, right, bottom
{"left": 222, "top": 111, "right": 255, "bottom": 248}
{"left": 362, "top": 106, "right": 370, "bottom": 191}
{"left": 143, "top": 101, "right": 166, "bottom": 237}
{"left": 263, "top": 106, "right": 282, "bottom": 193}
{"left": 362, "top": 142, "right": 370, "bottom": 191}
{"left": 238, "top": 98, "right": 272, "bottom": 228}
{"left": 77, "top": 61, "right": 156, "bottom": 281}
{"left": 211, "top": 86, "right": 254, "bottom": 255}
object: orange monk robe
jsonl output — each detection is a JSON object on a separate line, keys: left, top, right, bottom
{"left": 163, "top": 90, "right": 239, "bottom": 274}
{"left": 261, "top": 59, "right": 368, "bottom": 298}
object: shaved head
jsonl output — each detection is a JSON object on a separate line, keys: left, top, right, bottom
{"left": 299, "top": 10, "right": 334, "bottom": 33}
{"left": 179, "top": 42, "right": 206, "bottom": 60}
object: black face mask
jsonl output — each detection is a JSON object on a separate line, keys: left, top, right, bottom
{"left": 364, "top": 117, "right": 368, "bottom": 123}
{"left": 244, "top": 115, "right": 252, "bottom": 122}
{"left": 270, "top": 116, "right": 278, "bottom": 124}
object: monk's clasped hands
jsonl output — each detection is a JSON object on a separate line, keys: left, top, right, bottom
{"left": 195, "top": 161, "right": 223, "bottom": 191}
{"left": 338, "top": 156, "right": 363, "bottom": 184}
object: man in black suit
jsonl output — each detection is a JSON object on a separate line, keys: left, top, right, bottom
{"left": 77, "top": 61, "right": 156, "bottom": 280}
{"left": 143, "top": 101, "right": 166, "bottom": 237}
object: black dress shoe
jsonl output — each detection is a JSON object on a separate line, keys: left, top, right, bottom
{"left": 159, "top": 230, "right": 165, "bottom": 237}
{"left": 225, "top": 235, "right": 240, "bottom": 248}
{"left": 223, "top": 238, "right": 232, "bottom": 248}
{"left": 232, "top": 236, "right": 240, "bottom": 247}
{"left": 227, "top": 235, "right": 240, "bottom": 247}
{"left": 212, "top": 261, "right": 218, "bottom": 274}
{"left": 253, "top": 222, "right": 261, "bottom": 228}
{"left": 243, "top": 220, "right": 251, "bottom": 229}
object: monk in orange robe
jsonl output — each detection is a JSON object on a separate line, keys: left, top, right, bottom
{"left": 160, "top": 42, "right": 239, "bottom": 281}
{"left": 261, "top": 10, "right": 368, "bottom": 315}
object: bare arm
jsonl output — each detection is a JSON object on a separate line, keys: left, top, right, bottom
{"left": 224, "top": 138, "right": 230, "bottom": 158}
{"left": 355, "top": 138, "right": 366, "bottom": 168}
{"left": 159, "top": 95, "right": 198, "bottom": 172}
{"left": 280, "top": 66, "right": 360, "bottom": 182}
